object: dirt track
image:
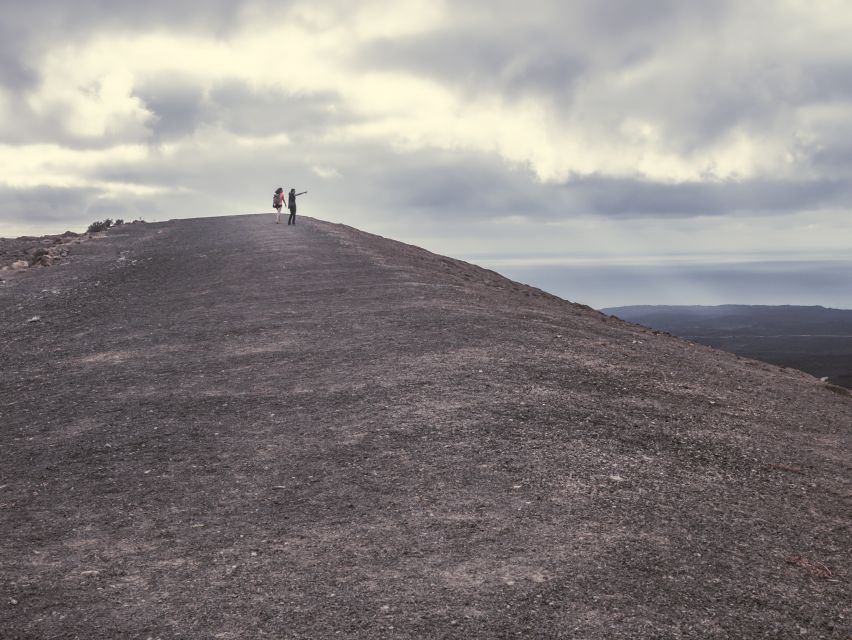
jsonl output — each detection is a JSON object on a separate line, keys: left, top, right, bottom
{"left": 1, "top": 214, "right": 850, "bottom": 639}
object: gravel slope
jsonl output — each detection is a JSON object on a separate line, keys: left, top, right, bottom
{"left": 1, "top": 214, "right": 849, "bottom": 639}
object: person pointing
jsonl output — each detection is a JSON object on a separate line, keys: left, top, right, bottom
{"left": 288, "top": 188, "right": 307, "bottom": 226}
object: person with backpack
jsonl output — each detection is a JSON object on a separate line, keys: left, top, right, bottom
{"left": 273, "top": 187, "right": 284, "bottom": 223}
{"left": 287, "top": 188, "right": 307, "bottom": 225}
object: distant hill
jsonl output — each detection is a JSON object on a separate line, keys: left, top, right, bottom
{"left": 603, "top": 304, "right": 852, "bottom": 388}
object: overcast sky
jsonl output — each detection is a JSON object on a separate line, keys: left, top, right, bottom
{"left": 1, "top": 0, "right": 850, "bottom": 308}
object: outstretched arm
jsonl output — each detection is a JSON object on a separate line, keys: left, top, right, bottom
{"left": 296, "top": 191, "right": 307, "bottom": 196}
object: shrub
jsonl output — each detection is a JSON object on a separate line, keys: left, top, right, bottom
{"left": 86, "top": 219, "right": 113, "bottom": 233}
{"left": 114, "top": 219, "right": 124, "bottom": 226}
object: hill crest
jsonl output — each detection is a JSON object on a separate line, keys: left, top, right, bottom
{"left": 1, "top": 214, "right": 849, "bottom": 639}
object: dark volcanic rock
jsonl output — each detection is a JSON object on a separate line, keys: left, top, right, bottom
{"left": 0, "top": 232, "right": 80, "bottom": 271}
{"left": 1, "top": 215, "right": 849, "bottom": 639}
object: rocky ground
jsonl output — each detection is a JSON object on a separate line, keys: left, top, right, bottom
{"left": 0, "top": 232, "right": 82, "bottom": 272}
{"left": 1, "top": 214, "right": 849, "bottom": 639}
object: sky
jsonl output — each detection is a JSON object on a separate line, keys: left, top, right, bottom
{"left": 1, "top": 0, "right": 850, "bottom": 309}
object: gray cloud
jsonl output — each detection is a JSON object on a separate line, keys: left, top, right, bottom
{"left": 127, "top": 76, "right": 356, "bottom": 143}
{"left": 0, "top": 185, "right": 109, "bottom": 226}
{"left": 208, "top": 82, "right": 355, "bottom": 139}
{"left": 133, "top": 77, "right": 207, "bottom": 142}
{"left": 360, "top": 30, "right": 589, "bottom": 103}
{"left": 559, "top": 176, "right": 852, "bottom": 218}
{"left": 356, "top": 1, "right": 724, "bottom": 98}
{"left": 357, "top": 149, "right": 852, "bottom": 220}
{"left": 0, "top": 41, "right": 38, "bottom": 91}
{"left": 372, "top": 152, "right": 546, "bottom": 215}
{"left": 1, "top": 0, "right": 850, "bottom": 313}
{"left": 0, "top": 0, "right": 249, "bottom": 38}
{"left": 0, "top": 0, "right": 251, "bottom": 94}
{"left": 0, "top": 95, "right": 147, "bottom": 149}
{"left": 354, "top": 1, "right": 851, "bottom": 166}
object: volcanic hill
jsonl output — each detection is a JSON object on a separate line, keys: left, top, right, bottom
{"left": 1, "top": 215, "right": 849, "bottom": 639}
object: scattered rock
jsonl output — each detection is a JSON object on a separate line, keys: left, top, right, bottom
{"left": 12, "top": 260, "right": 28, "bottom": 270}
{"left": 824, "top": 383, "right": 850, "bottom": 397}
{"left": 31, "top": 253, "right": 53, "bottom": 267}
{"left": 785, "top": 555, "right": 833, "bottom": 578}
{"left": 27, "top": 316, "right": 41, "bottom": 323}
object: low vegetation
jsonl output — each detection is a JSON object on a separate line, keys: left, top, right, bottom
{"left": 87, "top": 219, "right": 111, "bottom": 233}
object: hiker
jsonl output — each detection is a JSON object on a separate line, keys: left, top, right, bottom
{"left": 287, "top": 188, "right": 307, "bottom": 226}
{"left": 273, "top": 187, "right": 284, "bottom": 223}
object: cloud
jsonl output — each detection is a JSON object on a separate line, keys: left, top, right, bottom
{"left": 0, "top": 0, "right": 851, "bottom": 296}
{"left": 208, "top": 81, "right": 355, "bottom": 139}
{"left": 558, "top": 175, "right": 852, "bottom": 217}
{"left": 133, "top": 76, "right": 208, "bottom": 142}
{"left": 359, "top": 29, "right": 589, "bottom": 103}
{"left": 0, "top": 185, "right": 106, "bottom": 226}
{"left": 352, "top": 1, "right": 852, "bottom": 183}
{"left": 130, "top": 75, "right": 357, "bottom": 144}
{"left": 351, "top": 148, "right": 852, "bottom": 220}
{"left": 0, "top": 0, "right": 250, "bottom": 97}
{"left": 0, "top": 43, "right": 38, "bottom": 92}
